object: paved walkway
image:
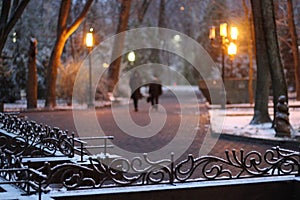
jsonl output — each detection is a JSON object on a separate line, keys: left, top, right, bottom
{"left": 3, "top": 87, "right": 300, "bottom": 148}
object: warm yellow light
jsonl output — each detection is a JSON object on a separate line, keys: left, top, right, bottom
{"left": 220, "top": 23, "right": 227, "bottom": 37}
{"left": 209, "top": 26, "right": 216, "bottom": 40}
{"left": 127, "top": 51, "right": 136, "bottom": 62}
{"left": 85, "top": 31, "right": 93, "bottom": 48}
{"left": 228, "top": 42, "right": 237, "bottom": 56}
{"left": 230, "top": 27, "right": 238, "bottom": 40}
{"left": 102, "top": 63, "right": 109, "bottom": 68}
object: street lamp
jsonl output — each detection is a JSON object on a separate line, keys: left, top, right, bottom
{"left": 209, "top": 23, "right": 238, "bottom": 80}
{"left": 228, "top": 42, "right": 237, "bottom": 57}
{"left": 209, "top": 24, "right": 238, "bottom": 109}
{"left": 209, "top": 26, "right": 216, "bottom": 40}
{"left": 85, "top": 28, "right": 94, "bottom": 108}
{"left": 230, "top": 27, "right": 238, "bottom": 40}
{"left": 228, "top": 42, "right": 237, "bottom": 77}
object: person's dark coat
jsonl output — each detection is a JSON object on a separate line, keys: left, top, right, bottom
{"left": 129, "top": 72, "right": 142, "bottom": 100}
{"left": 147, "top": 77, "right": 162, "bottom": 108}
{"left": 148, "top": 82, "right": 162, "bottom": 98}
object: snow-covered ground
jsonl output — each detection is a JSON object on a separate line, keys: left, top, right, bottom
{"left": 3, "top": 99, "right": 111, "bottom": 111}
{"left": 211, "top": 100, "right": 300, "bottom": 141}
{"left": 3, "top": 85, "right": 201, "bottom": 111}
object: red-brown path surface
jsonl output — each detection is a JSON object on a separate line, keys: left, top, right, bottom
{"left": 23, "top": 90, "right": 293, "bottom": 162}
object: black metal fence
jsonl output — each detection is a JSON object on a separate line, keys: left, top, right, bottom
{"left": 38, "top": 146, "right": 300, "bottom": 190}
{"left": 0, "top": 150, "right": 48, "bottom": 199}
{"left": 2, "top": 145, "right": 300, "bottom": 196}
{"left": 0, "top": 112, "right": 74, "bottom": 157}
{"left": 0, "top": 113, "right": 299, "bottom": 198}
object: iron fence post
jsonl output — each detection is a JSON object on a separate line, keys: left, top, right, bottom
{"left": 38, "top": 179, "right": 42, "bottom": 200}
{"left": 81, "top": 142, "right": 84, "bottom": 162}
{"left": 170, "top": 152, "right": 174, "bottom": 185}
{"left": 298, "top": 146, "right": 300, "bottom": 176}
{"left": 104, "top": 138, "right": 107, "bottom": 157}
{"left": 71, "top": 133, "right": 75, "bottom": 158}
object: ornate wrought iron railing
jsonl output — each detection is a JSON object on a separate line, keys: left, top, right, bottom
{"left": 74, "top": 136, "right": 114, "bottom": 162}
{"left": 0, "top": 144, "right": 299, "bottom": 198}
{"left": 0, "top": 113, "right": 299, "bottom": 197}
{"left": 0, "top": 150, "right": 48, "bottom": 200}
{"left": 0, "top": 112, "right": 74, "bottom": 157}
{"left": 34, "top": 146, "right": 299, "bottom": 190}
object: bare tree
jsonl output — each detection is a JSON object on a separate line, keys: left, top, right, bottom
{"left": 136, "top": 0, "right": 151, "bottom": 24}
{"left": 250, "top": 0, "right": 272, "bottom": 124}
{"left": 287, "top": 0, "right": 300, "bottom": 100}
{"left": 0, "top": 0, "right": 30, "bottom": 53}
{"left": 45, "top": 0, "right": 93, "bottom": 107}
{"left": 242, "top": 0, "right": 254, "bottom": 104}
{"left": 27, "top": 38, "right": 37, "bottom": 108}
{"left": 250, "top": 0, "right": 287, "bottom": 124}
{"left": 106, "top": 0, "right": 132, "bottom": 92}
{"left": 262, "top": 0, "right": 287, "bottom": 113}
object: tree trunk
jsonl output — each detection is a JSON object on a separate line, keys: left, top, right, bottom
{"left": 261, "top": 0, "right": 288, "bottom": 115}
{"left": 250, "top": 0, "right": 272, "bottom": 124}
{"left": 287, "top": 0, "right": 300, "bottom": 100}
{"left": 149, "top": 0, "right": 165, "bottom": 68}
{"left": 107, "top": 0, "right": 132, "bottom": 92}
{"left": 242, "top": 0, "right": 254, "bottom": 104}
{"left": 27, "top": 38, "right": 37, "bottom": 109}
{"left": 45, "top": 35, "right": 66, "bottom": 107}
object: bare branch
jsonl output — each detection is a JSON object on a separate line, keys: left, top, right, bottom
{"left": 6, "top": 0, "right": 30, "bottom": 35}
{"left": 137, "top": 0, "right": 151, "bottom": 24}
{"left": 0, "top": 0, "right": 12, "bottom": 35}
{"left": 57, "top": 0, "right": 71, "bottom": 36}
{"left": 66, "top": 0, "right": 93, "bottom": 39}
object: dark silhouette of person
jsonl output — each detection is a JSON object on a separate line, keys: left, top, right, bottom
{"left": 148, "top": 76, "right": 162, "bottom": 110}
{"left": 129, "top": 71, "right": 143, "bottom": 112}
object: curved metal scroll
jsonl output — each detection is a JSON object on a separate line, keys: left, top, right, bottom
{"left": 0, "top": 113, "right": 74, "bottom": 157}
{"left": 37, "top": 146, "right": 300, "bottom": 190}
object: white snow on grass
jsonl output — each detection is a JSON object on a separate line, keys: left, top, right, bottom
{"left": 210, "top": 100, "right": 300, "bottom": 141}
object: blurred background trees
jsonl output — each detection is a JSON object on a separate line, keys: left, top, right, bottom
{"left": 0, "top": 0, "right": 299, "bottom": 110}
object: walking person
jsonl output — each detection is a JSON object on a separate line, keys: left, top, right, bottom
{"left": 129, "top": 71, "right": 143, "bottom": 112}
{"left": 148, "top": 76, "right": 162, "bottom": 110}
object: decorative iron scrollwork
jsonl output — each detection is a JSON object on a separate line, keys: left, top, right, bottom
{"left": 0, "top": 113, "right": 74, "bottom": 157}
{"left": 37, "top": 146, "right": 300, "bottom": 190}
{"left": 1, "top": 113, "right": 299, "bottom": 194}
{"left": 0, "top": 150, "right": 29, "bottom": 191}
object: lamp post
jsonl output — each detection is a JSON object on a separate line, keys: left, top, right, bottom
{"left": 209, "top": 24, "right": 238, "bottom": 109}
{"left": 209, "top": 24, "right": 238, "bottom": 80}
{"left": 85, "top": 28, "right": 94, "bottom": 108}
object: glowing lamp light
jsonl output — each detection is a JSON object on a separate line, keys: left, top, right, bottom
{"left": 230, "top": 27, "right": 238, "bottom": 40}
{"left": 102, "top": 62, "right": 109, "bottom": 68}
{"left": 228, "top": 42, "right": 237, "bottom": 56}
{"left": 220, "top": 23, "right": 228, "bottom": 37}
{"left": 127, "top": 51, "right": 136, "bottom": 62}
{"left": 12, "top": 32, "right": 17, "bottom": 43}
{"left": 209, "top": 26, "right": 216, "bottom": 40}
{"left": 85, "top": 28, "right": 94, "bottom": 48}
{"left": 174, "top": 34, "right": 181, "bottom": 42}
